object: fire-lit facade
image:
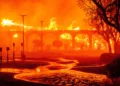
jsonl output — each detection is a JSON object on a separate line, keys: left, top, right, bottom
{"left": 0, "top": 19, "right": 109, "bottom": 56}
{"left": 0, "top": 1, "right": 119, "bottom": 86}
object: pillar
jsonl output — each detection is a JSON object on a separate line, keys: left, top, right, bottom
{"left": 25, "top": 35, "right": 29, "bottom": 52}
{"left": 88, "top": 33, "right": 93, "bottom": 49}
{"left": 72, "top": 35, "right": 75, "bottom": 50}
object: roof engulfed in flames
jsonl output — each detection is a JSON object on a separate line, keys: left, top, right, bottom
{"left": 1, "top": 18, "right": 81, "bottom": 31}
{"left": 0, "top": 0, "right": 87, "bottom": 29}
{"left": 1, "top": 19, "right": 33, "bottom": 30}
{"left": 0, "top": 18, "right": 107, "bottom": 51}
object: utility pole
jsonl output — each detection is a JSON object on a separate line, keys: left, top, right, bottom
{"left": 40, "top": 21, "right": 44, "bottom": 51}
{"left": 6, "top": 47, "right": 10, "bottom": 63}
{"left": 13, "top": 43, "right": 15, "bottom": 63}
{"left": 0, "top": 47, "right": 2, "bottom": 67}
{"left": 20, "top": 15, "right": 26, "bottom": 61}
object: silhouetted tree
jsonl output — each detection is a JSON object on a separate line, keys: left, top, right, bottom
{"left": 78, "top": 0, "right": 120, "bottom": 53}
{"left": 90, "top": 13, "right": 120, "bottom": 53}
{"left": 78, "top": 0, "right": 120, "bottom": 32}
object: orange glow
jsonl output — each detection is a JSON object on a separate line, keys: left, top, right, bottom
{"left": 75, "top": 34, "right": 89, "bottom": 49}
{"left": 60, "top": 33, "right": 72, "bottom": 40}
{"left": 13, "top": 34, "right": 18, "bottom": 38}
{"left": 110, "top": 39, "right": 114, "bottom": 53}
{"left": 48, "top": 18, "right": 58, "bottom": 30}
{"left": 36, "top": 68, "right": 40, "bottom": 73}
{"left": 92, "top": 35, "right": 108, "bottom": 50}
{"left": 75, "top": 35, "right": 89, "bottom": 42}
{"left": 13, "top": 58, "right": 107, "bottom": 85}
{"left": 1, "top": 18, "right": 33, "bottom": 30}
{"left": 1, "top": 19, "right": 14, "bottom": 26}
{"left": 1, "top": 18, "right": 108, "bottom": 51}
{"left": 74, "top": 27, "right": 80, "bottom": 30}
{"left": 0, "top": 1, "right": 116, "bottom": 85}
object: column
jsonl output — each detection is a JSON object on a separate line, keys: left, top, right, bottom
{"left": 88, "top": 33, "right": 93, "bottom": 49}
{"left": 72, "top": 35, "right": 75, "bottom": 50}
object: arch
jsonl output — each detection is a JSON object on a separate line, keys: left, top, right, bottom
{"left": 75, "top": 34, "right": 89, "bottom": 50}
{"left": 0, "top": 30, "right": 99, "bottom": 52}
{"left": 59, "top": 33, "right": 73, "bottom": 50}
{"left": 43, "top": 33, "right": 57, "bottom": 50}
{"left": 27, "top": 34, "right": 41, "bottom": 52}
{"left": 92, "top": 34, "right": 108, "bottom": 51}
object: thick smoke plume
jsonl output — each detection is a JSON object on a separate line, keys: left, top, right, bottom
{"left": 0, "top": 0, "right": 87, "bottom": 29}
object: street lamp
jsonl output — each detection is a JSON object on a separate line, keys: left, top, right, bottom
{"left": 13, "top": 43, "right": 15, "bottom": 62}
{"left": 20, "top": 15, "right": 26, "bottom": 61}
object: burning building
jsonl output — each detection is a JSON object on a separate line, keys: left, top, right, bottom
{"left": 0, "top": 0, "right": 109, "bottom": 57}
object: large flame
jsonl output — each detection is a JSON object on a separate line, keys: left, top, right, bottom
{"left": 1, "top": 18, "right": 108, "bottom": 51}
{"left": 48, "top": 18, "right": 58, "bottom": 30}
{"left": 1, "top": 18, "right": 33, "bottom": 30}
{"left": 1, "top": 19, "right": 14, "bottom": 26}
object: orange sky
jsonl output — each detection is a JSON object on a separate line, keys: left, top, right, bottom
{"left": 0, "top": 0, "right": 88, "bottom": 29}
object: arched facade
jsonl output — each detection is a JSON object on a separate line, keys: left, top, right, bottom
{"left": 2, "top": 30, "right": 97, "bottom": 52}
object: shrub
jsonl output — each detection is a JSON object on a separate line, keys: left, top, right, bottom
{"left": 105, "top": 57, "right": 120, "bottom": 86}
{"left": 100, "top": 53, "right": 120, "bottom": 64}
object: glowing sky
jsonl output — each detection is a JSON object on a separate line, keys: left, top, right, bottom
{"left": 0, "top": 0, "right": 87, "bottom": 29}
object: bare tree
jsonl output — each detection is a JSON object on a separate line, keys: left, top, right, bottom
{"left": 92, "top": 15, "right": 120, "bottom": 53}
{"left": 78, "top": 0, "right": 120, "bottom": 31}
{"left": 78, "top": 0, "right": 120, "bottom": 53}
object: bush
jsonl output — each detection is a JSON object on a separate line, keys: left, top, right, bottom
{"left": 105, "top": 57, "right": 120, "bottom": 78}
{"left": 100, "top": 53, "right": 120, "bottom": 64}
{"left": 105, "top": 57, "right": 120, "bottom": 86}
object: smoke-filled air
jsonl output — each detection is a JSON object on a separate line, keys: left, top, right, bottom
{"left": 0, "top": 0, "right": 86, "bottom": 29}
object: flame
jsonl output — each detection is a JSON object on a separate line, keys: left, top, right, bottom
{"left": 110, "top": 39, "right": 114, "bottom": 53}
{"left": 1, "top": 18, "right": 33, "bottom": 30}
{"left": 67, "top": 20, "right": 76, "bottom": 30}
{"left": 48, "top": 18, "right": 58, "bottom": 30}
{"left": 0, "top": 18, "right": 108, "bottom": 51}
{"left": 93, "top": 37, "right": 107, "bottom": 50}
{"left": 74, "top": 27, "right": 80, "bottom": 30}
{"left": 36, "top": 68, "right": 40, "bottom": 73}
{"left": 60, "top": 33, "right": 72, "bottom": 40}
{"left": 13, "top": 34, "right": 18, "bottom": 38}
{"left": 1, "top": 19, "right": 14, "bottom": 26}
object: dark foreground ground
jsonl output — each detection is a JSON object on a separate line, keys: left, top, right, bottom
{"left": 0, "top": 55, "right": 109, "bottom": 86}
{"left": 0, "top": 60, "right": 53, "bottom": 86}
{"left": 0, "top": 72, "right": 53, "bottom": 86}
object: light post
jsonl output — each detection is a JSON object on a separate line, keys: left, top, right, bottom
{"left": 6, "top": 47, "right": 10, "bottom": 63}
{"left": 20, "top": 15, "right": 26, "bottom": 61}
{"left": 0, "top": 47, "right": 2, "bottom": 66}
{"left": 13, "top": 43, "right": 15, "bottom": 63}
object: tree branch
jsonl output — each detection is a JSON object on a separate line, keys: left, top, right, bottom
{"left": 92, "top": 0, "right": 118, "bottom": 31}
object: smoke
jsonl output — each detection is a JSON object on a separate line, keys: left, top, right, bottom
{"left": 0, "top": 0, "right": 87, "bottom": 29}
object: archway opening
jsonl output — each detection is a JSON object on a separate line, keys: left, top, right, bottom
{"left": 28, "top": 34, "right": 40, "bottom": 52}
{"left": 92, "top": 34, "right": 108, "bottom": 51}
{"left": 43, "top": 33, "right": 56, "bottom": 50}
{"left": 75, "top": 34, "right": 89, "bottom": 50}
{"left": 60, "top": 33, "right": 72, "bottom": 50}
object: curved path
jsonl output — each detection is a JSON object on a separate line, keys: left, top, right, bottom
{"left": 13, "top": 58, "right": 107, "bottom": 86}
